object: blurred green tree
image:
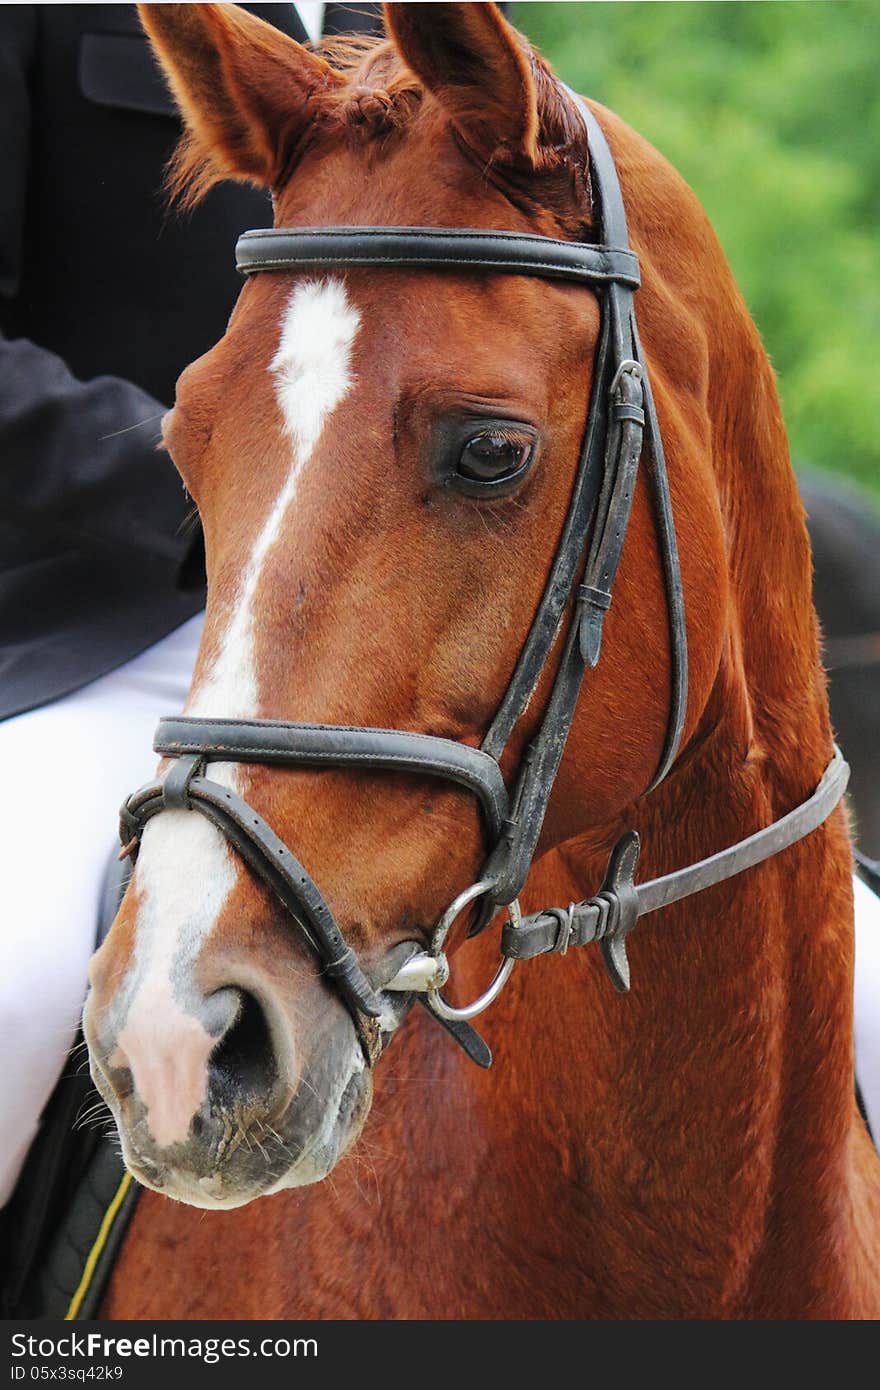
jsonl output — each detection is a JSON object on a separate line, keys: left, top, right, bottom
{"left": 513, "top": 0, "right": 879, "bottom": 498}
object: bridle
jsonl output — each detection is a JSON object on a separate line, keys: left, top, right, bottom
{"left": 120, "top": 96, "right": 849, "bottom": 1068}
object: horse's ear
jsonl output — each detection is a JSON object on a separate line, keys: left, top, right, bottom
{"left": 383, "top": 2, "right": 539, "bottom": 166}
{"left": 138, "top": 3, "right": 344, "bottom": 202}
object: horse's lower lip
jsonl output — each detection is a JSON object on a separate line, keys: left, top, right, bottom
{"left": 196, "top": 1174, "right": 227, "bottom": 1200}
{"left": 128, "top": 1165, "right": 267, "bottom": 1210}
{"left": 122, "top": 1146, "right": 168, "bottom": 1188}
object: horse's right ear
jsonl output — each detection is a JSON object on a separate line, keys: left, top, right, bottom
{"left": 383, "top": 2, "right": 540, "bottom": 167}
{"left": 138, "top": 3, "right": 344, "bottom": 203}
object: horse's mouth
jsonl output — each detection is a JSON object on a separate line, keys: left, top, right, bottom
{"left": 102, "top": 1045, "right": 375, "bottom": 1212}
{"left": 91, "top": 1018, "right": 377, "bottom": 1209}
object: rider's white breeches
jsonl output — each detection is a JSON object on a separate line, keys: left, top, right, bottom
{"left": 0, "top": 613, "right": 204, "bottom": 1205}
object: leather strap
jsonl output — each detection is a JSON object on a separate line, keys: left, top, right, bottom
{"left": 236, "top": 226, "right": 641, "bottom": 288}
{"left": 416, "top": 999, "right": 492, "bottom": 1069}
{"left": 481, "top": 306, "right": 613, "bottom": 760}
{"left": 121, "top": 769, "right": 383, "bottom": 1025}
{"left": 155, "top": 716, "right": 510, "bottom": 842}
{"left": 578, "top": 358, "right": 644, "bottom": 667}
{"left": 503, "top": 747, "right": 850, "bottom": 988}
{"left": 479, "top": 88, "right": 638, "bottom": 758}
{"left": 632, "top": 314, "right": 689, "bottom": 789}
{"left": 479, "top": 97, "right": 688, "bottom": 904}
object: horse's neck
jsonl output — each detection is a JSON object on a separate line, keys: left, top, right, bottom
{"left": 435, "top": 607, "right": 867, "bottom": 1313}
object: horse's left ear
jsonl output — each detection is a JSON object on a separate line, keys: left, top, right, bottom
{"left": 138, "top": 3, "right": 344, "bottom": 203}
{"left": 384, "top": 2, "right": 540, "bottom": 166}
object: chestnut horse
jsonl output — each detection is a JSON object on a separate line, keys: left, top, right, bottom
{"left": 84, "top": 3, "right": 880, "bottom": 1318}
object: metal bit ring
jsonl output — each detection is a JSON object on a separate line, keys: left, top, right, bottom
{"left": 426, "top": 880, "right": 521, "bottom": 1023}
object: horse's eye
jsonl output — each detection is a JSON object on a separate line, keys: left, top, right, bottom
{"left": 455, "top": 428, "right": 536, "bottom": 489}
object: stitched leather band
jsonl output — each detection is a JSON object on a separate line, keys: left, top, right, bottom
{"left": 478, "top": 96, "right": 689, "bottom": 903}
{"left": 633, "top": 313, "right": 689, "bottom": 790}
{"left": 121, "top": 765, "right": 383, "bottom": 1023}
{"left": 503, "top": 747, "right": 850, "bottom": 973}
{"left": 236, "top": 227, "right": 641, "bottom": 288}
{"left": 154, "top": 716, "right": 509, "bottom": 842}
{"left": 578, "top": 359, "right": 644, "bottom": 667}
{"left": 636, "top": 745, "right": 850, "bottom": 913}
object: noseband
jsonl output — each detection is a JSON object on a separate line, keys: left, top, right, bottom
{"left": 120, "top": 97, "right": 848, "bottom": 1067}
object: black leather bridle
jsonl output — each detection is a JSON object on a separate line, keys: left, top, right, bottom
{"left": 120, "top": 96, "right": 849, "bottom": 1067}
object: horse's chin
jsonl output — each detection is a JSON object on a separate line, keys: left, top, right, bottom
{"left": 100, "top": 1023, "right": 376, "bottom": 1210}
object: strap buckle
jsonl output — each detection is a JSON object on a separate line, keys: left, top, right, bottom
{"left": 554, "top": 903, "right": 578, "bottom": 955}
{"left": 608, "top": 358, "right": 643, "bottom": 397}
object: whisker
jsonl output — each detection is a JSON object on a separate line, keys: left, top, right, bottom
{"left": 98, "top": 413, "right": 166, "bottom": 441}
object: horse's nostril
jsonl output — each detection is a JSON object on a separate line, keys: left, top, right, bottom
{"left": 210, "top": 990, "right": 277, "bottom": 1099}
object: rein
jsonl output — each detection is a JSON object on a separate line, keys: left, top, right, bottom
{"left": 119, "top": 96, "right": 849, "bottom": 1067}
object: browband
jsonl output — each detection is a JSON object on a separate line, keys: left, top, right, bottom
{"left": 236, "top": 227, "right": 641, "bottom": 289}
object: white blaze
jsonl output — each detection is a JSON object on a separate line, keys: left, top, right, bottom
{"left": 118, "top": 279, "right": 361, "bottom": 1144}
{"left": 193, "top": 276, "right": 361, "bottom": 721}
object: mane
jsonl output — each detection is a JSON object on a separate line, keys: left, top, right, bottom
{"left": 314, "top": 35, "right": 423, "bottom": 134}
{"left": 167, "top": 29, "right": 593, "bottom": 235}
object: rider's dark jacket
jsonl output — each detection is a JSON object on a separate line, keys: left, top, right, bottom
{"left": 0, "top": 3, "right": 381, "bottom": 720}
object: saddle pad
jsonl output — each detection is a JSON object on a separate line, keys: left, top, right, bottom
{"left": 0, "top": 1032, "right": 140, "bottom": 1320}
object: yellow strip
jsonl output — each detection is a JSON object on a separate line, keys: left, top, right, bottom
{"left": 65, "top": 1171, "right": 133, "bottom": 1320}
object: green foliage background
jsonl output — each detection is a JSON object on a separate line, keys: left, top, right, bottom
{"left": 512, "top": 0, "right": 880, "bottom": 499}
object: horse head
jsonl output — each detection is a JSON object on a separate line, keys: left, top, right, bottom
{"left": 84, "top": 1, "right": 739, "bottom": 1208}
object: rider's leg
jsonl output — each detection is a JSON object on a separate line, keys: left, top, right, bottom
{"left": 854, "top": 871, "right": 880, "bottom": 1141}
{"left": 0, "top": 613, "right": 204, "bottom": 1205}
